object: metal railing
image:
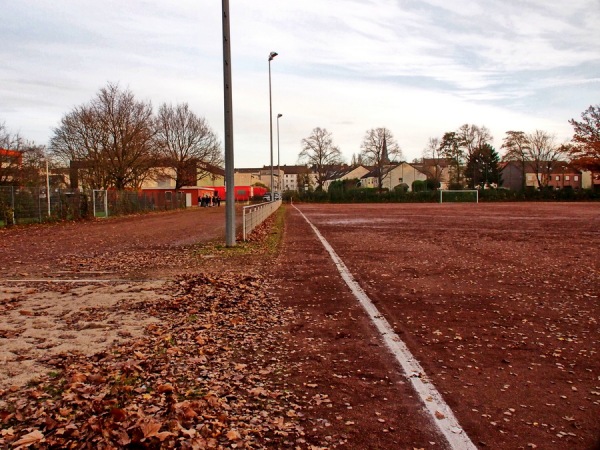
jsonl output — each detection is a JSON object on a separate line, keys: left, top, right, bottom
{"left": 242, "top": 199, "right": 282, "bottom": 241}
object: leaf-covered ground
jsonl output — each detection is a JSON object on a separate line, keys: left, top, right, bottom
{"left": 1, "top": 271, "right": 314, "bottom": 449}
{"left": 0, "top": 211, "right": 325, "bottom": 449}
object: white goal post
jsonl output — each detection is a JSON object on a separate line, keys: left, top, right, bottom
{"left": 439, "top": 189, "right": 479, "bottom": 203}
{"left": 92, "top": 189, "right": 109, "bottom": 217}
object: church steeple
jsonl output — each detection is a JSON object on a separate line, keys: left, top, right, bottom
{"left": 382, "top": 134, "right": 390, "bottom": 165}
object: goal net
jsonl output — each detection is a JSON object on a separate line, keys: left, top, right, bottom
{"left": 439, "top": 189, "right": 479, "bottom": 203}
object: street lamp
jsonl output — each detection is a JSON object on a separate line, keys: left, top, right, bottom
{"left": 45, "top": 158, "right": 50, "bottom": 217}
{"left": 268, "top": 51, "right": 278, "bottom": 199}
{"left": 277, "top": 113, "right": 282, "bottom": 193}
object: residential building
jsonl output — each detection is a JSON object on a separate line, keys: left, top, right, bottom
{"left": 360, "top": 162, "right": 428, "bottom": 191}
{"left": 279, "top": 165, "right": 311, "bottom": 192}
{"left": 413, "top": 158, "right": 451, "bottom": 190}
{"left": 0, "top": 148, "right": 23, "bottom": 184}
{"left": 323, "top": 165, "right": 369, "bottom": 191}
{"left": 385, "top": 162, "right": 428, "bottom": 191}
{"left": 142, "top": 163, "right": 225, "bottom": 189}
{"left": 197, "top": 163, "right": 225, "bottom": 187}
{"left": 233, "top": 167, "right": 283, "bottom": 190}
{"left": 547, "top": 162, "right": 583, "bottom": 190}
{"left": 581, "top": 170, "right": 600, "bottom": 190}
{"left": 500, "top": 161, "right": 586, "bottom": 190}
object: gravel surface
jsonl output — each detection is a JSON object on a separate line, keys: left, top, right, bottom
{"left": 1, "top": 203, "right": 599, "bottom": 449}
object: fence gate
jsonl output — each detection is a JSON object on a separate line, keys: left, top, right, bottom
{"left": 93, "top": 190, "right": 108, "bottom": 218}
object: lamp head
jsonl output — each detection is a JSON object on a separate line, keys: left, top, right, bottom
{"left": 269, "top": 51, "right": 278, "bottom": 61}
{"left": 277, "top": 114, "right": 283, "bottom": 118}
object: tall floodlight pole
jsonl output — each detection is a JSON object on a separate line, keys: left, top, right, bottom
{"left": 45, "top": 158, "right": 51, "bottom": 217}
{"left": 277, "top": 113, "right": 282, "bottom": 193}
{"left": 268, "top": 51, "right": 278, "bottom": 198}
{"left": 222, "top": 0, "right": 235, "bottom": 246}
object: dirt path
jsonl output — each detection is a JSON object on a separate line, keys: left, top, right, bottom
{"left": 0, "top": 206, "right": 232, "bottom": 280}
{"left": 0, "top": 207, "right": 234, "bottom": 390}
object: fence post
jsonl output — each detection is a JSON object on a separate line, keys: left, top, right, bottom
{"left": 243, "top": 207, "right": 246, "bottom": 240}
{"left": 38, "top": 187, "right": 42, "bottom": 223}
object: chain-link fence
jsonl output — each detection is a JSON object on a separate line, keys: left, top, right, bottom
{"left": 99, "top": 190, "right": 186, "bottom": 217}
{"left": 0, "top": 186, "right": 186, "bottom": 227}
{"left": 0, "top": 186, "right": 90, "bottom": 226}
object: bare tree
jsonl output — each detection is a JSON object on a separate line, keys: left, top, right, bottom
{"left": 19, "top": 144, "right": 50, "bottom": 188}
{"left": 501, "top": 131, "right": 530, "bottom": 190}
{"left": 526, "top": 130, "right": 566, "bottom": 188}
{"left": 298, "top": 127, "right": 343, "bottom": 191}
{"left": 359, "top": 127, "right": 402, "bottom": 189}
{"left": 421, "top": 137, "right": 444, "bottom": 188}
{"left": 457, "top": 124, "right": 493, "bottom": 159}
{"left": 50, "top": 83, "right": 155, "bottom": 190}
{"left": 350, "top": 152, "right": 364, "bottom": 167}
{"left": 439, "top": 131, "right": 464, "bottom": 186}
{"left": 154, "top": 103, "right": 222, "bottom": 189}
{"left": 0, "top": 121, "right": 25, "bottom": 150}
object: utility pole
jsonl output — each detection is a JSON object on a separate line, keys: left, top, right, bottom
{"left": 222, "top": 0, "right": 235, "bottom": 246}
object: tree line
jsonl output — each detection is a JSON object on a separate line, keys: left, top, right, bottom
{"left": 3, "top": 85, "right": 598, "bottom": 193}
{"left": 1, "top": 83, "right": 223, "bottom": 191}
{"left": 297, "top": 105, "right": 600, "bottom": 191}
{"left": 298, "top": 127, "right": 402, "bottom": 191}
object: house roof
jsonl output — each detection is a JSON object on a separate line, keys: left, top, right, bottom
{"left": 362, "top": 166, "right": 388, "bottom": 179}
{"left": 420, "top": 158, "right": 451, "bottom": 168}
{"left": 550, "top": 162, "right": 582, "bottom": 174}
{"left": 362, "top": 162, "right": 415, "bottom": 179}
{"left": 198, "top": 162, "right": 225, "bottom": 177}
{"left": 278, "top": 164, "right": 310, "bottom": 175}
{"left": 324, "top": 165, "right": 370, "bottom": 181}
{"left": 235, "top": 168, "right": 262, "bottom": 174}
{"left": 500, "top": 160, "right": 583, "bottom": 174}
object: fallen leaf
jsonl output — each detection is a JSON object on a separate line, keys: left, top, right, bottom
{"left": 13, "top": 429, "right": 44, "bottom": 446}
{"left": 226, "top": 429, "right": 242, "bottom": 441}
{"left": 140, "top": 420, "right": 162, "bottom": 438}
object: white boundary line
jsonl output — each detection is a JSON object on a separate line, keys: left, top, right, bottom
{"left": 294, "top": 205, "right": 476, "bottom": 450}
{"left": 1, "top": 279, "right": 133, "bottom": 283}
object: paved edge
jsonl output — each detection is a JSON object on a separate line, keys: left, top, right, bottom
{"left": 294, "top": 204, "right": 477, "bottom": 450}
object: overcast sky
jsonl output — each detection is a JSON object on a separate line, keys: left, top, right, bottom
{"left": 1, "top": 0, "right": 599, "bottom": 167}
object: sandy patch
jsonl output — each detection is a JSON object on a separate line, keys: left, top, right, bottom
{"left": 0, "top": 281, "right": 164, "bottom": 389}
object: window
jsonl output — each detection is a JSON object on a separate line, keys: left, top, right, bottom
{"left": 565, "top": 175, "right": 570, "bottom": 181}
{"left": 574, "top": 176, "right": 579, "bottom": 181}
{"left": 555, "top": 175, "right": 560, "bottom": 181}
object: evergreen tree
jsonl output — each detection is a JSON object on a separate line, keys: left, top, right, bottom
{"left": 465, "top": 143, "right": 502, "bottom": 188}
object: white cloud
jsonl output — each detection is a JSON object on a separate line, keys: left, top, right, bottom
{"left": 0, "top": 0, "right": 597, "bottom": 166}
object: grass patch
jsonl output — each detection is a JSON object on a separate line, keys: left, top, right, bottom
{"left": 264, "top": 205, "right": 286, "bottom": 254}
{"left": 191, "top": 205, "right": 287, "bottom": 259}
